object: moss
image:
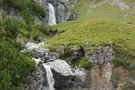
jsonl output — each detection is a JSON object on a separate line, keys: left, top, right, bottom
{"left": 76, "top": 57, "right": 93, "bottom": 69}
{"left": 60, "top": 47, "right": 73, "bottom": 59}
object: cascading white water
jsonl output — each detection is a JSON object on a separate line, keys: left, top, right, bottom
{"left": 43, "top": 64, "right": 55, "bottom": 90}
{"left": 48, "top": 3, "right": 56, "bottom": 25}
{"left": 32, "top": 57, "right": 55, "bottom": 90}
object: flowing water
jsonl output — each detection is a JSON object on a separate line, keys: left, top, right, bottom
{"left": 48, "top": 3, "right": 56, "bottom": 25}
{"left": 43, "top": 64, "right": 55, "bottom": 90}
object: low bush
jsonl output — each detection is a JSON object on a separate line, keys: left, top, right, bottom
{"left": 0, "top": 39, "right": 35, "bottom": 90}
{"left": 76, "top": 57, "right": 93, "bottom": 69}
{"left": 3, "top": 0, "right": 46, "bottom": 24}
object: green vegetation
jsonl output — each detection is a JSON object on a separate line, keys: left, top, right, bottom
{"left": 0, "top": 0, "right": 135, "bottom": 89}
{"left": 76, "top": 57, "right": 93, "bottom": 69}
{"left": 0, "top": 0, "right": 46, "bottom": 24}
{"left": 111, "top": 72, "right": 122, "bottom": 88}
{"left": 0, "top": 39, "right": 35, "bottom": 90}
{"left": 0, "top": 18, "right": 57, "bottom": 43}
{"left": 0, "top": 1, "right": 56, "bottom": 89}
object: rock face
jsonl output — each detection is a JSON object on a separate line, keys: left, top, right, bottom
{"left": 47, "top": 60, "right": 74, "bottom": 88}
{"left": 25, "top": 70, "right": 43, "bottom": 90}
{"left": 23, "top": 42, "right": 116, "bottom": 90}
{"left": 47, "top": 0, "right": 77, "bottom": 23}
{"left": 0, "top": 7, "right": 24, "bottom": 23}
{"left": 85, "top": 45, "right": 114, "bottom": 64}
{"left": 34, "top": 0, "right": 77, "bottom": 24}
{"left": 90, "top": 62, "right": 113, "bottom": 90}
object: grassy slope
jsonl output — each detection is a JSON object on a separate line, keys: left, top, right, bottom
{"left": 47, "top": 18, "right": 135, "bottom": 53}
{"left": 48, "top": 18, "right": 135, "bottom": 70}
{"left": 71, "top": 0, "right": 135, "bottom": 24}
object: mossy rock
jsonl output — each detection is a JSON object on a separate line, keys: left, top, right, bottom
{"left": 76, "top": 57, "right": 93, "bottom": 69}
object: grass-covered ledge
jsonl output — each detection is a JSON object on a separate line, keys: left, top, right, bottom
{"left": 46, "top": 18, "right": 135, "bottom": 70}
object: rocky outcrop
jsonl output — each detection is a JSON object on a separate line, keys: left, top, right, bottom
{"left": 24, "top": 70, "right": 43, "bottom": 90}
{"left": 0, "top": 7, "right": 24, "bottom": 23}
{"left": 85, "top": 45, "right": 114, "bottom": 64}
{"left": 23, "top": 42, "right": 116, "bottom": 90}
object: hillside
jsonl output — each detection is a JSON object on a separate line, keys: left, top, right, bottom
{"left": 47, "top": 18, "right": 135, "bottom": 69}
{"left": 0, "top": 0, "right": 135, "bottom": 90}
{"left": 72, "top": 0, "right": 135, "bottom": 24}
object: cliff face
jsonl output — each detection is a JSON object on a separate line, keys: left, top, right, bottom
{"left": 42, "top": 0, "right": 78, "bottom": 23}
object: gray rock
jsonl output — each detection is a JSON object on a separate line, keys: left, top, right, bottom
{"left": 85, "top": 45, "right": 114, "bottom": 64}
{"left": 25, "top": 70, "right": 43, "bottom": 90}
{"left": 47, "top": 60, "right": 74, "bottom": 88}
{"left": 31, "top": 48, "right": 49, "bottom": 58}
{"left": 74, "top": 68, "right": 86, "bottom": 81}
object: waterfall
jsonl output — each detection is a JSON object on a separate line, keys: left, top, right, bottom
{"left": 48, "top": 3, "right": 56, "bottom": 25}
{"left": 43, "top": 64, "right": 55, "bottom": 90}
{"left": 32, "top": 58, "right": 55, "bottom": 90}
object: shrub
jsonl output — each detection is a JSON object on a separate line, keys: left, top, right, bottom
{"left": 112, "top": 54, "right": 135, "bottom": 70}
{"left": 38, "top": 25, "right": 58, "bottom": 36}
{"left": 4, "top": 18, "right": 22, "bottom": 39}
{"left": 111, "top": 72, "right": 122, "bottom": 88}
{"left": 77, "top": 57, "right": 93, "bottom": 69}
{"left": 0, "top": 40, "right": 35, "bottom": 90}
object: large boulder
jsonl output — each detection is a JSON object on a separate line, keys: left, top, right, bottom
{"left": 31, "top": 48, "right": 49, "bottom": 58}
{"left": 31, "top": 48, "right": 60, "bottom": 62}
{"left": 47, "top": 60, "right": 74, "bottom": 88}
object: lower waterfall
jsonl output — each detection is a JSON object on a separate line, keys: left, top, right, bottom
{"left": 43, "top": 64, "right": 55, "bottom": 90}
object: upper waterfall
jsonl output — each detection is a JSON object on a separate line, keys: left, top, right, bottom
{"left": 48, "top": 3, "right": 56, "bottom": 25}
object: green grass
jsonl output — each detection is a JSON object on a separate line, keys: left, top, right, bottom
{"left": 52, "top": 19, "right": 86, "bottom": 32}
{"left": 47, "top": 18, "right": 135, "bottom": 52}
{"left": 88, "top": 4, "right": 129, "bottom": 19}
